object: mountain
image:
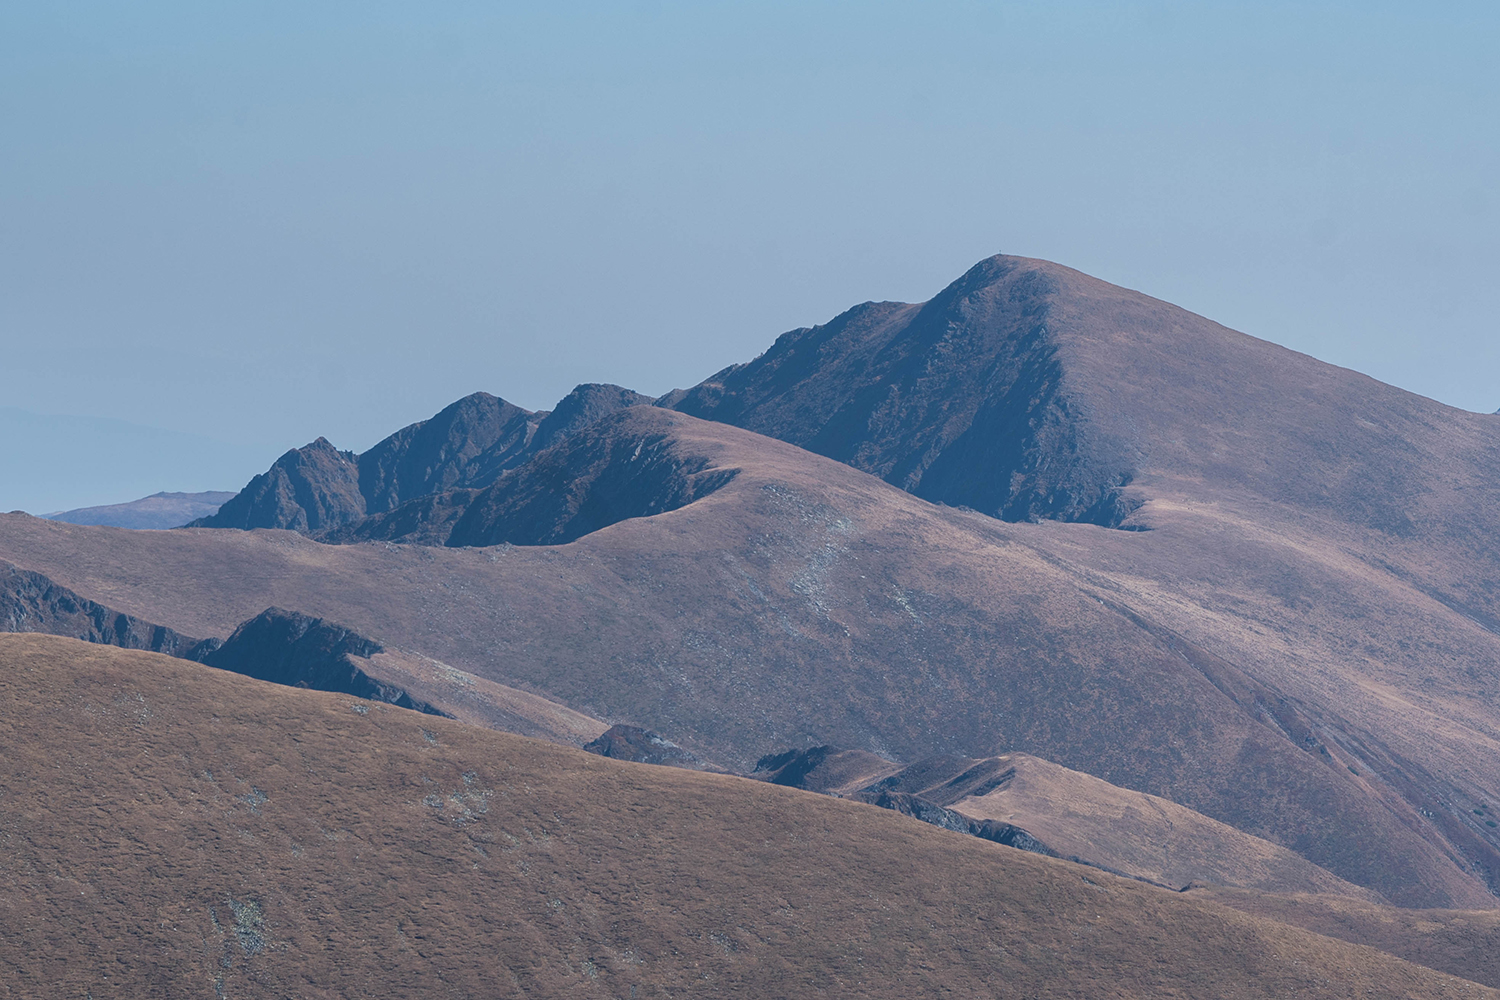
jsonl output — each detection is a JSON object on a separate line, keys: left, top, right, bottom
{"left": 4, "top": 255, "right": 1500, "bottom": 913}
{"left": 42, "top": 490, "right": 237, "bottom": 529}
{"left": 1, "top": 633, "right": 1491, "bottom": 998}
{"left": 323, "top": 407, "right": 738, "bottom": 547}
{"left": 194, "top": 384, "right": 650, "bottom": 532}
{"left": 667, "top": 254, "right": 1500, "bottom": 544}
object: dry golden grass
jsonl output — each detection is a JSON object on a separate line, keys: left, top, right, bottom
{"left": 1, "top": 633, "right": 1492, "bottom": 999}
{"left": 1200, "top": 886, "right": 1500, "bottom": 989}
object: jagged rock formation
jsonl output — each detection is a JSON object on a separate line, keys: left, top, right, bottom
{"left": 667, "top": 256, "right": 1142, "bottom": 527}
{"left": 195, "top": 437, "right": 365, "bottom": 532}
{"left": 355, "top": 392, "right": 540, "bottom": 514}
{"left": 582, "top": 724, "right": 715, "bottom": 769}
{"left": 323, "top": 408, "right": 739, "bottom": 547}
{"left": 0, "top": 561, "right": 449, "bottom": 716}
{"left": 193, "top": 608, "right": 449, "bottom": 716}
{"left": 194, "top": 384, "right": 650, "bottom": 534}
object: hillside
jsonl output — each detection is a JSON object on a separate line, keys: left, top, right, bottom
{"left": 754, "top": 748, "right": 1384, "bottom": 900}
{"left": 0, "top": 633, "right": 1490, "bottom": 999}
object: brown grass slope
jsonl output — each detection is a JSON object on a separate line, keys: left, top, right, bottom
{"left": 1, "top": 401, "right": 1498, "bottom": 908}
{"left": 1198, "top": 887, "right": 1500, "bottom": 989}
{"left": 757, "top": 747, "right": 1383, "bottom": 900}
{"left": 0, "top": 633, "right": 1492, "bottom": 1000}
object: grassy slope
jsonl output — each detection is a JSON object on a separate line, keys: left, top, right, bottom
{"left": 0, "top": 405, "right": 1496, "bottom": 909}
{"left": 0, "top": 633, "right": 1492, "bottom": 1000}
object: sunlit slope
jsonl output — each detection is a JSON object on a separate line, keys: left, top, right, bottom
{"left": 0, "top": 633, "right": 1492, "bottom": 999}
{"left": 2, "top": 403, "right": 1498, "bottom": 908}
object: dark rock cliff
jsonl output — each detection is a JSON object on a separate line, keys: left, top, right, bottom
{"left": 193, "top": 608, "right": 449, "bottom": 716}
{"left": 668, "top": 256, "right": 1142, "bottom": 528}
{"left": 0, "top": 562, "right": 444, "bottom": 715}
{"left": 190, "top": 437, "right": 365, "bottom": 532}
{"left": 0, "top": 560, "right": 208, "bottom": 657}
{"left": 195, "top": 384, "right": 652, "bottom": 536}
{"left": 326, "top": 408, "right": 739, "bottom": 548}
{"left": 582, "top": 724, "right": 715, "bottom": 770}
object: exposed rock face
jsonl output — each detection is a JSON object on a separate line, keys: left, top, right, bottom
{"left": 356, "top": 392, "right": 540, "bottom": 515}
{"left": 194, "top": 607, "right": 449, "bottom": 716}
{"left": 0, "top": 560, "right": 207, "bottom": 657}
{"left": 528, "top": 383, "right": 654, "bottom": 454}
{"left": 582, "top": 724, "right": 714, "bottom": 769}
{"left": 1, "top": 562, "right": 447, "bottom": 715}
{"left": 192, "top": 437, "right": 365, "bottom": 532}
{"left": 43, "top": 491, "right": 237, "bottom": 530}
{"left": 326, "top": 408, "right": 739, "bottom": 548}
{"left": 668, "top": 257, "right": 1141, "bottom": 527}
{"left": 196, "top": 384, "right": 653, "bottom": 536}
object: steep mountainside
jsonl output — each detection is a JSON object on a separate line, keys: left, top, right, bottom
{"left": 6, "top": 256, "right": 1500, "bottom": 911}
{"left": 43, "top": 491, "right": 236, "bottom": 529}
{"left": 668, "top": 255, "right": 1500, "bottom": 543}
{"left": 3, "top": 400, "right": 1498, "bottom": 908}
{"left": 1, "top": 634, "right": 1491, "bottom": 999}
{"left": 195, "top": 384, "right": 649, "bottom": 532}
{"left": 326, "top": 408, "right": 739, "bottom": 547}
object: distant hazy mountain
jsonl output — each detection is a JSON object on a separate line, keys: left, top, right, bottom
{"left": 43, "top": 491, "right": 236, "bottom": 530}
{"left": 0, "top": 407, "right": 266, "bottom": 515}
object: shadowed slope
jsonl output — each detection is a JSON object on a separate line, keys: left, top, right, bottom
{"left": 0, "top": 633, "right": 1490, "bottom": 1000}
{"left": 1, "top": 559, "right": 205, "bottom": 657}
{"left": 328, "top": 408, "right": 739, "bottom": 547}
{"left": 197, "top": 385, "right": 652, "bottom": 533}
{"left": 197, "top": 437, "right": 365, "bottom": 532}
{"left": 668, "top": 254, "right": 1500, "bottom": 542}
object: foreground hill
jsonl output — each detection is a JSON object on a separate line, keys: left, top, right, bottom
{"left": 0, "top": 633, "right": 1491, "bottom": 999}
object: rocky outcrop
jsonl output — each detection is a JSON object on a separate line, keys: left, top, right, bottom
{"left": 582, "top": 724, "right": 713, "bottom": 770}
{"left": 0, "top": 560, "right": 209, "bottom": 657}
{"left": 196, "top": 384, "right": 654, "bottom": 537}
{"left": 190, "top": 437, "right": 365, "bottom": 532}
{"left": 356, "top": 392, "right": 541, "bottom": 515}
{"left": 444, "top": 409, "right": 738, "bottom": 547}
{"left": 528, "top": 384, "right": 654, "bottom": 453}
{"left": 193, "top": 608, "right": 449, "bottom": 716}
{"left": 668, "top": 257, "right": 1142, "bottom": 528}
{"left": 328, "top": 407, "right": 739, "bottom": 548}
{"left": 0, "top": 562, "right": 446, "bottom": 715}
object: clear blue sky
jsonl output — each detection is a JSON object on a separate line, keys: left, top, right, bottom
{"left": 2, "top": 2, "right": 1496, "bottom": 511}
